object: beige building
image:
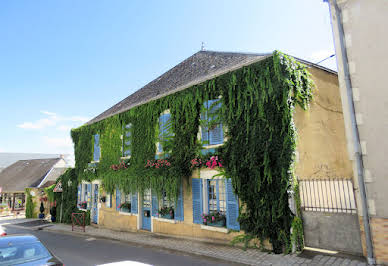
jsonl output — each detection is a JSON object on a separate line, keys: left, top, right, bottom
{"left": 75, "top": 51, "right": 356, "bottom": 250}
{"left": 325, "top": 0, "right": 388, "bottom": 264}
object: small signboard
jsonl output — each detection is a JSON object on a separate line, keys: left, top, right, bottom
{"left": 53, "top": 181, "right": 63, "bottom": 192}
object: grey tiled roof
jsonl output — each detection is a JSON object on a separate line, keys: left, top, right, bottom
{"left": 87, "top": 50, "right": 271, "bottom": 124}
{"left": 0, "top": 158, "right": 60, "bottom": 192}
{"left": 87, "top": 50, "right": 337, "bottom": 125}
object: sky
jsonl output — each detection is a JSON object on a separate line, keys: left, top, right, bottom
{"left": 0, "top": 0, "right": 337, "bottom": 159}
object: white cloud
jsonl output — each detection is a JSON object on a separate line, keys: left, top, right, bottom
{"left": 40, "top": 110, "right": 57, "bottom": 117}
{"left": 56, "top": 125, "right": 73, "bottom": 131}
{"left": 42, "top": 136, "right": 73, "bottom": 150}
{"left": 17, "top": 111, "right": 90, "bottom": 131}
{"left": 18, "top": 118, "right": 57, "bottom": 129}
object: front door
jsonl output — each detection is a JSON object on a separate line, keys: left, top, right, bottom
{"left": 92, "top": 184, "right": 99, "bottom": 224}
{"left": 141, "top": 189, "right": 151, "bottom": 231}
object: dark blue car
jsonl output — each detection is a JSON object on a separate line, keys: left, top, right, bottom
{"left": 0, "top": 235, "right": 63, "bottom": 265}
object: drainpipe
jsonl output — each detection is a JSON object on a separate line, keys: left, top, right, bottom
{"left": 324, "top": 0, "right": 376, "bottom": 264}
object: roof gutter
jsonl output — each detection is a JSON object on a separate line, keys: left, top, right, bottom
{"left": 324, "top": 0, "right": 375, "bottom": 264}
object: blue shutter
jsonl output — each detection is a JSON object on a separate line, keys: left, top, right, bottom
{"left": 151, "top": 192, "right": 159, "bottom": 217}
{"left": 93, "top": 134, "right": 100, "bottom": 161}
{"left": 116, "top": 188, "right": 121, "bottom": 211}
{"left": 209, "top": 100, "right": 223, "bottom": 145}
{"left": 131, "top": 193, "right": 138, "bottom": 214}
{"left": 175, "top": 185, "right": 184, "bottom": 221}
{"left": 77, "top": 185, "right": 81, "bottom": 205}
{"left": 87, "top": 184, "right": 92, "bottom": 209}
{"left": 158, "top": 114, "right": 165, "bottom": 153}
{"left": 192, "top": 178, "right": 203, "bottom": 224}
{"left": 226, "top": 178, "right": 240, "bottom": 230}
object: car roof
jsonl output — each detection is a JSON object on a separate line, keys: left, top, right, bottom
{"left": 0, "top": 235, "right": 40, "bottom": 247}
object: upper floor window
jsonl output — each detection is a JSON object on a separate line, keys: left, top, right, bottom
{"left": 201, "top": 99, "right": 223, "bottom": 146}
{"left": 93, "top": 134, "right": 101, "bottom": 162}
{"left": 157, "top": 111, "right": 172, "bottom": 154}
{"left": 123, "top": 123, "right": 132, "bottom": 157}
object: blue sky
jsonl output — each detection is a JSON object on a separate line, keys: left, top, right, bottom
{"left": 0, "top": 0, "right": 336, "bottom": 158}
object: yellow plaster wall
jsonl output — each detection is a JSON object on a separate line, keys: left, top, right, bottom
{"left": 294, "top": 67, "right": 353, "bottom": 180}
{"left": 97, "top": 193, "right": 137, "bottom": 232}
{"left": 152, "top": 174, "right": 241, "bottom": 242}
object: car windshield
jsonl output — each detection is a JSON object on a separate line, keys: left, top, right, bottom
{"left": 0, "top": 241, "right": 50, "bottom": 265}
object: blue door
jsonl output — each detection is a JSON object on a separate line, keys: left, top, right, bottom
{"left": 141, "top": 190, "right": 151, "bottom": 231}
{"left": 92, "top": 184, "right": 99, "bottom": 224}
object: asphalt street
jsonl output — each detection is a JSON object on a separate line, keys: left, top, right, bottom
{"left": 2, "top": 226, "right": 237, "bottom": 266}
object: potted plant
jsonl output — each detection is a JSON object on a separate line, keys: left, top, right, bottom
{"left": 202, "top": 211, "right": 226, "bottom": 227}
{"left": 39, "top": 202, "right": 45, "bottom": 219}
{"left": 159, "top": 206, "right": 174, "bottom": 219}
{"left": 78, "top": 201, "right": 87, "bottom": 209}
{"left": 119, "top": 202, "right": 131, "bottom": 212}
{"left": 50, "top": 206, "right": 56, "bottom": 222}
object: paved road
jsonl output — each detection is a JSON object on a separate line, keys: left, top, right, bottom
{"left": 3, "top": 226, "right": 237, "bottom": 266}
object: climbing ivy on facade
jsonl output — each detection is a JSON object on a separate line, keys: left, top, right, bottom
{"left": 71, "top": 51, "right": 313, "bottom": 252}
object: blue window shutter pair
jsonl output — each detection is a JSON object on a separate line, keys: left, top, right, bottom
{"left": 77, "top": 185, "right": 81, "bottom": 204}
{"left": 123, "top": 124, "right": 131, "bottom": 156}
{"left": 175, "top": 185, "right": 184, "bottom": 221}
{"left": 116, "top": 188, "right": 121, "bottom": 211}
{"left": 131, "top": 193, "right": 138, "bottom": 214}
{"left": 93, "top": 134, "right": 100, "bottom": 161}
{"left": 226, "top": 178, "right": 240, "bottom": 230}
{"left": 151, "top": 192, "right": 159, "bottom": 217}
{"left": 87, "top": 184, "right": 92, "bottom": 209}
{"left": 192, "top": 178, "right": 203, "bottom": 224}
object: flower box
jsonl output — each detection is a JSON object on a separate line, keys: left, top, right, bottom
{"left": 205, "top": 219, "right": 226, "bottom": 227}
{"left": 202, "top": 211, "right": 226, "bottom": 228}
{"left": 159, "top": 206, "right": 174, "bottom": 220}
{"left": 161, "top": 213, "right": 174, "bottom": 220}
{"left": 120, "top": 207, "right": 131, "bottom": 213}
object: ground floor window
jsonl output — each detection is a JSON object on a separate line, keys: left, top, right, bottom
{"left": 77, "top": 183, "right": 91, "bottom": 209}
{"left": 116, "top": 189, "right": 138, "bottom": 214}
{"left": 158, "top": 191, "right": 175, "bottom": 219}
{"left": 192, "top": 178, "right": 240, "bottom": 230}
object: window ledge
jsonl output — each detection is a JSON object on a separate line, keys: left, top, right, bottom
{"left": 152, "top": 217, "right": 178, "bottom": 224}
{"left": 120, "top": 156, "right": 131, "bottom": 160}
{"left": 78, "top": 208, "right": 89, "bottom": 212}
{"left": 203, "top": 144, "right": 223, "bottom": 149}
{"left": 200, "top": 224, "right": 228, "bottom": 233}
{"left": 119, "top": 211, "right": 138, "bottom": 216}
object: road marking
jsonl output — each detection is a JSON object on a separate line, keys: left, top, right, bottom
{"left": 85, "top": 237, "right": 96, "bottom": 241}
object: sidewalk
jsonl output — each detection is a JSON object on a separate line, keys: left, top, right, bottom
{"left": 35, "top": 223, "right": 366, "bottom": 266}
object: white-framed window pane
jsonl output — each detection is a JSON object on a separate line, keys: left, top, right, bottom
{"left": 162, "top": 191, "right": 174, "bottom": 208}
{"left": 106, "top": 193, "right": 111, "bottom": 208}
{"left": 207, "top": 179, "right": 226, "bottom": 213}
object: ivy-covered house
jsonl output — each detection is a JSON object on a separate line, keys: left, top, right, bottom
{"left": 73, "top": 50, "right": 351, "bottom": 252}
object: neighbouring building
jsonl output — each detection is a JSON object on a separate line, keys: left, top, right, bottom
{"left": 72, "top": 50, "right": 355, "bottom": 251}
{"left": 0, "top": 157, "right": 67, "bottom": 213}
{"left": 324, "top": 0, "right": 388, "bottom": 264}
